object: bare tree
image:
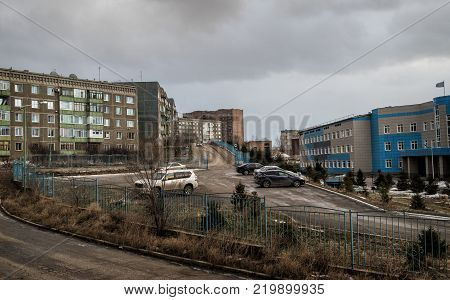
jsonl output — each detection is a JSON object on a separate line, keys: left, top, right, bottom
{"left": 127, "top": 142, "right": 176, "bottom": 236}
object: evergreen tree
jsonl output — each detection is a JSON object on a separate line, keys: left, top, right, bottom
{"left": 344, "top": 171, "right": 355, "bottom": 192}
{"left": 396, "top": 172, "right": 409, "bottom": 191}
{"left": 385, "top": 173, "right": 394, "bottom": 190}
{"left": 410, "top": 193, "right": 425, "bottom": 210}
{"left": 374, "top": 171, "right": 387, "bottom": 189}
{"left": 410, "top": 175, "right": 425, "bottom": 194}
{"left": 425, "top": 176, "right": 438, "bottom": 195}
{"left": 356, "top": 169, "right": 366, "bottom": 187}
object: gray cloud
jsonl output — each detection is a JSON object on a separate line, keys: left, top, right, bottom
{"left": 0, "top": 0, "right": 449, "bottom": 140}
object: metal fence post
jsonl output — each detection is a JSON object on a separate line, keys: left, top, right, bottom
{"left": 204, "top": 193, "right": 209, "bottom": 233}
{"left": 51, "top": 173, "right": 54, "bottom": 198}
{"left": 264, "top": 196, "right": 268, "bottom": 244}
{"left": 349, "top": 209, "right": 355, "bottom": 270}
{"left": 125, "top": 186, "right": 128, "bottom": 214}
{"left": 95, "top": 178, "right": 99, "bottom": 206}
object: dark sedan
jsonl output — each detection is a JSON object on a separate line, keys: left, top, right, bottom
{"left": 236, "top": 163, "right": 263, "bottom": 175}
{"left": 255, "top": 170, "right": 306, "bottom": 188}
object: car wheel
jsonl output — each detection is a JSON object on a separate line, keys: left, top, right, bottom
{"left": 243, "top": 170, "right": 249, "bottom": 175}
{"left": 263, "top": 180, "right": 271, "bottom": 188}
{"left": 293, "top": 180, "right": 301, "bottom": 188}
{"left": 184, "top": 184, "right": 193, "bottom": 195}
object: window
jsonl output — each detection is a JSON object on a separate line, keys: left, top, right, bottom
{"left": 104, "top": 94, "right": 110, "bottom": 102}
{"left": 31, "top": 128, "right": 40, "bottom": 137}
{"left": 423, "top": 122, "right": 428, "bottom": 131}
{"left": 410, "top": 123, "right": 417, "bottom": 132}
{"left": 74, "top": 89, "right": 86, "bottom": 98}
{"left": 89, "top": 91, "right": 103, "bottom": 100}
{"left": 15, "top": 142, "right": 22, "bottom": 151}
{"left": 48, "top": 128, "right": 55, "bottom": 138}
{"left": 384, "top": 125, "right": 390, "bottom": 134}
{"left": 398, "top": 160, "right": 403, "bottom": 169}
{"left": 47, "top": 115, "right": 55, "bottom": 123}
{"left": 61, "top": 89, "right": 74, "bottom": 97}
{"left": 104, "top": 106, "right": 110, "bottom": 114}
{"left": 104, "top": 131, "right": 111, "bottom": 139}
{"left": 47, "top": 87, "right": 55, "bottom": 96}
{"left": 14, "top": 84, "right": 23, "bottom": 93}
{"left": 89, "top": 104, "right": 103, "bottom": 113}
{"left": 31, "top": 113, "right": 39, "bottom": 123}
{"left": 397, "top": 124, "right": 404, "bottom": 133}
{"left": 385, "top": 160, "right": 392, "bottom": 168}
{"left": 127, "top": 132, "right": 135, "bottom": 140}
{"left": 0, "top": 126, "right": 10, "bottom": 136}
{"left": 60, "top": 101, "right": 74, "bottom": 111}
{"left": 115, "top": 107, "right": 122, "bottom": 115}
{"left": 384, "top": 142, "right": 391, "bottom": 151}
{"left": 115, "top": 120, "right": 121, "bottom": 127}
{"left": 398, "top": 141, "right": 404, "bottom": 151}
{"left": 15, "top": 127, "right": 23, "bottom": 136}
{"left": 411, "top": 140, "right": 418, "bottom": 150}
{"left": 0, "top": 141, "right": 10, "bottom": 151}
{"left": 14, "top": 98, "right": 22, "bottom": 107}
{"left": 47, "top": 101, "right": 54, "bottom": 110}
{"left": 60, "top": 143, "right": 75, "bottom": 151}
{"left": 31, "top": 85, "right": 40, "bottom": 94}
{"left": 0, "top": 80, "right": 10, "bottom": 91}
{"left": 126, "top": 108, "right": 135, "bottom": 116}
{"left": 116, "top": 132, "right": 123, "bottom": 140}
{"left": 104, "top": 119, "right": 110, "bottom": 127}
{"left": 0, "top": 110, "right": 9, "bottom": 121}
{"left": 115, "top": 95, "right": 121, "bottom": 103}
{"left": 126, "top": 96, "right": 134, "bottom": 104}
{"left": 32, "top": 100, "right": 39, "bottom": 109}
{"left": 15, "top": 113, "right": 23, "bottom": 122}
{"left": 126, "top": 120, "right": 135, "bottom": 128}
{"left": 73, "top": 103, "right": 86, "bottom": 112}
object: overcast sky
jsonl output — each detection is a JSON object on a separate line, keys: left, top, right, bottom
{"left": 1, "top": 0, "right": 450, "bottom": 142}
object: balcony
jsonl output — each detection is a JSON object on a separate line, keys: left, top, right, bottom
{"left": 0, "top": 90, "right": 10, "bottom": 97}
{"left": 0, "top": 150, "right": 10, "bottom": 156}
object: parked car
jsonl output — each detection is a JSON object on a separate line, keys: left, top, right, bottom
{"left": 158, "top": 162, "right": 186, "bottom": 171}
{"left": 236, "top": 163, "right": 263, "bottom": 175}
{"left": 255, "top": 170, "right": 305, "bottom": 188}
{"left": 134, "top": 169, "right": 198, "bottom": 195}
{"left": 254, "top": 165, "right": 282, "bottom": 178}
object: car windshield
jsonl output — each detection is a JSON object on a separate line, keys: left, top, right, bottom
{"left": 153, "top": 173, "right": 165, "bottom": 180}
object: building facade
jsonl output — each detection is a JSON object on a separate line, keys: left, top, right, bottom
{"left": 183, "top": 109, "right": 244, "bottom": 146}
{"left": 124, "top": 82, "right": 177, "bottom": 159}
{"left": 281, "top": 97, "right": 450, "bottom": 177}
{"left": 245, "top": 140, "right": 272, "bottom": 155}
{"left": 178, "top": 117, "right": 222, "bottom": 144}
{"left": 0, "top": 68, "right": 139, "bottom": 160}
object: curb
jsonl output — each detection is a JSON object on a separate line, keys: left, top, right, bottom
{"left": 0, "top": 199, "right": 274, "bottom": 280}
{"left": 306, "top": 183, "right": 385, "bottom": 211}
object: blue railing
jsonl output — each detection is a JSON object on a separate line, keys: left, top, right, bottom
{"left": 211, "top": 140, "right": 250, "bottom": 165}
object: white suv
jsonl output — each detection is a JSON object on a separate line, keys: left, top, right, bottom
{"left": 134, "top": 170, "right": 199, "bottom": 195}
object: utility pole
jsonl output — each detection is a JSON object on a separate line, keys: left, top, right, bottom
{"left": 98, "top": 66, "right": 101, "bottom": 81}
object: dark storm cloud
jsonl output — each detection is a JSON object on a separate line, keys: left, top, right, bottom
{"left": 0, "top": 0, "right": 449, "bottom": 83}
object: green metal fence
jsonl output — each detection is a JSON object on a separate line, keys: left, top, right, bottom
{"left": 30, "top": 154, "right": 137, "bottom": 168}
{"left": 11, "top": 161, "right": 449, "bottom": 275}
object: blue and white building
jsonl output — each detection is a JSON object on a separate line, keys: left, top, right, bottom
{"left": 280, "top": 96, "right": 450, "bottom": 177}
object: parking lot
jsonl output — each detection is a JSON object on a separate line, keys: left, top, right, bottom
{"left": 81, "top": 144, "right": 373, "bottom": 212}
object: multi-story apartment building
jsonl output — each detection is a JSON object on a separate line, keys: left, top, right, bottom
{"left": 123, "top": 82, "right": 177, "bottom": 159}
{"left": 281, "top": 96, "right": 450, "bottom": 177}
{"left": 0, "top": 68, "right": 139, "bottom": 160}
{"left": 178, "top": 117, "right": 222, "bottom": 144}
{"left": 183, "top": 109, "right": 244, "bottom": 146}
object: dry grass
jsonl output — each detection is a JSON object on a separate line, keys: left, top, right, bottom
{"left": 1, "top": 180, "right": 442, "bottom": 279}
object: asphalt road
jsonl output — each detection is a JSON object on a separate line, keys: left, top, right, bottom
{"left": 0, "top": 210, "right": 238, "bottom": 280}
